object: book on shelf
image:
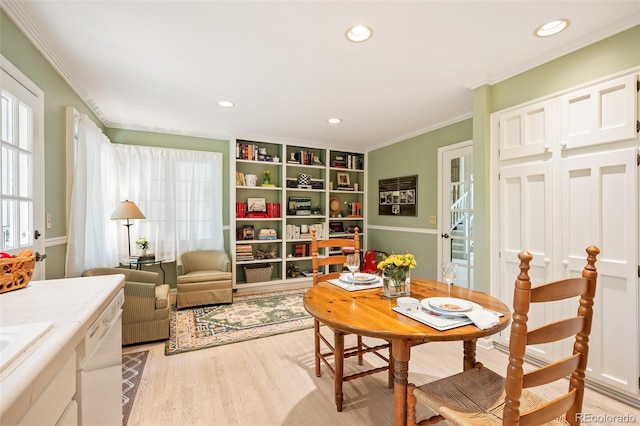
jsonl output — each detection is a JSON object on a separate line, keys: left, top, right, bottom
{"left": 288, "top": 196, "right": 311, "bottom": 216}
{"left": 236, "top": 245, "right": 254, "bottom": 261}
{"left": 258, "top": 228, "right": 278, "bottom": 240}
{"left": 293, "top": 243, "right": 310, "bottom": 257}
{"left": 301, "top": 270, "right": 324, "bottom": 278}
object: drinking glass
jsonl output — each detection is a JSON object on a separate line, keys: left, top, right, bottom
{"left": 441, "top": 262, "right": 457, "bottom": 297}
{"left": 346, "top": 254, "right": 360, "bottom": 288}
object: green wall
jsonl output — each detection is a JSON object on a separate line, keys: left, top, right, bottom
{"left": 367, "top": 120, "right": 473, "bottom": 279}
{"left": 1, "top": 10, "right": 231, "bottom": 282}
{"left": 371, "top": 25, "right": 639, "bottom": 293}
{"left": 3, "top": 7, "right": 637, "bottom": 290}
{"left": 1, "top": 10, "right": 105, "bottom": 279}
{"left": 473, "top": 25, "right": 640, "bottom": 292}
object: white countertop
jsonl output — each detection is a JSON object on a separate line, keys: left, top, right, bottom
{"left": 0, "top": 275, "right": 125, "bottom": 425}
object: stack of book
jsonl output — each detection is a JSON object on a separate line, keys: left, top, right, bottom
{"left": 258, "top": 228, "right": 278, "bottom": 240}
{"left": 236, "top": 245, "right": 254, "bottom": 262}
{"left": 294, "top": 243, "right": 310, "bottom": 257}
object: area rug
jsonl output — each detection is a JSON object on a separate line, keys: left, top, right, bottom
{"left": 122, "top": 350, "right": 148, "bottom": 425}
{"left": 165, "top": 289, "right": 313, "bottom": 355}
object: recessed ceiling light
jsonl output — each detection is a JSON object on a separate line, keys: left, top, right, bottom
{"left": 218, "top": 100, "right": 234, "bottom": 108}
{"left": 346, "top": 25, "right": 372, "bottom": 43}
{"left": 328, "top": 118, "right": 342, "bottom": 124}
{"left": 534, "top": 19, "right": 570, "bottom": 37}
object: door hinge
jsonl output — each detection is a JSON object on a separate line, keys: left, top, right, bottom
{"left": 638, "top": 265, "right": 640, "bottom": 278}
{"left": 637, "top": 79, "right": 640, "bottom": 92}
{"left": 637, "top": 153, "right": 640, "bottom": 166}
{"left": 636, "top": 120, "right": 640, "bottom": 133}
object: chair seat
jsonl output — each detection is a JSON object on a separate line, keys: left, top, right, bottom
{"left": 177, "top": 270, "right": 232, "bottom": 284}
{"left": 412, "top": 366, "right": 569, "bottom": 426}
{"left": 155, "top": 284, "right": 170, "bottom": 310}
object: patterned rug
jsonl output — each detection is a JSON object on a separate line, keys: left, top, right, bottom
{"left": 165, "top": 289, "right": 313, "bottom": 355}
{"left": 122, "top": 350, "right": 148, "bottom": 425}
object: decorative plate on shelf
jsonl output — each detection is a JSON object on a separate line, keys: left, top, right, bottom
{"left": 329, "top": 197, "right": 341, "bottom": 215}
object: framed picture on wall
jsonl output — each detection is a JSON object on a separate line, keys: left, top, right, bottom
{"left": 379, "top": 175, "right": 417, "bottom": 216}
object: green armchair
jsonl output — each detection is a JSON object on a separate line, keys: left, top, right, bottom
{"left": 176, "top": 250, "right": 233, "bottom": 309}
{"left": 82, "top": 267, "right": 170, "bottom": 345}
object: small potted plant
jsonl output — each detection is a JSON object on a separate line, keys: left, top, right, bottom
{"left": 135, "top": 237, "right": 149, "bottom": 256}
{"left": 287, "top": 263, "right": 300, "bottom": 278}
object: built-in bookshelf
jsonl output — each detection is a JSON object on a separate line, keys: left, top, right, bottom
{"left": 231, "top": 139, "right": 366, "bottom": 289}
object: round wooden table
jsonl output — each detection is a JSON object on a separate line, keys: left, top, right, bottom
{"left": 303, "top": 278, "right": 511, "bottom": 426}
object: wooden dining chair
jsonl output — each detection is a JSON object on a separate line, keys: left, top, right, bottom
{"left": 407, "top": 245, "right": 600, "bottom": 426}
{"left": 311, "top": 227, "right": 393, "bottom": 412}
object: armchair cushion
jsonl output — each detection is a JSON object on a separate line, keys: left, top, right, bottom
{"left": 178, "top": 250, "right": 231, "bottom": 275}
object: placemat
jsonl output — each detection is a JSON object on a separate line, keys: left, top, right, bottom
{"left": 393, "top": 306, "right": 473, "bottom": 331}
{"left": 327, "top": 278, "right": 383, "bottom": 291}
{"left": 394, "top": 305, "right": 505, "bottom": 331}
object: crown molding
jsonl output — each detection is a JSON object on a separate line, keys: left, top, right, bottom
{"left": 467, "top": 12, "right": 640, "bottom": 90}
{"left": 1, "top": 0, "right": 108, "bottom": 126}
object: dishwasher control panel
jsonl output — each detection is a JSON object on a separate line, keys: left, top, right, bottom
{"left": 77, "top": 288, "right": 124, "bottom": 364}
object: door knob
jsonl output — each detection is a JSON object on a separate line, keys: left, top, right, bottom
{"left": 441, "top": 233, "right": 450, "bottom": 239}
{"left": 35, "top": 252, "right": 47, "bottom": 262}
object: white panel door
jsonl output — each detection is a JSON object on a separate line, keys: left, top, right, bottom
{"left": 498, "top": 100, "right": 554, "bottom": 161}
{"left": 498, "top": 161, "right": 554, "bottom": 361}
{"left": 561, "top": 148, "right": 639, "bottom": 397}
{"left": 560, "top": 73, "right": 637, "bottom": 150}
{"left": 0, "top": 65, "right": 45, "bottom": 279}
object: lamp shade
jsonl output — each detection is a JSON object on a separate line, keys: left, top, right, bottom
{"left": 111, "top": 200, "right": 145, "bottom": 220}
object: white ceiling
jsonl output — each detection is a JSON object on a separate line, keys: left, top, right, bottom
{"left": 3, "top": 1, "right": 639, "bottom": 151}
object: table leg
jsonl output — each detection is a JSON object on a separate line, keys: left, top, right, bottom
{"left": 158, "top": 261, "right": 166, "bottom": 283}
{"left": 463, "top": 339, "right": 478, "bottom": 370}
{"left": 392, "top": 339, "right": 411, "bottom": 426}
{"left": 334, "top": 330, "right": 345, "bottom": 412}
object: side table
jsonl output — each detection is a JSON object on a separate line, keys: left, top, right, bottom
{"left": 128, "top": 258, "right": 166, "bottom": 283}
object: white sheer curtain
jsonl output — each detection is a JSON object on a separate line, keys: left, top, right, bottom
{"left": 111, "top": 144, "right": 224, "bottom": 264}
{"left": 65, "top": 115, "right": 119, "bottom": 277}
{"left": 66, "top": 115, "right": 224, "bottom": 274}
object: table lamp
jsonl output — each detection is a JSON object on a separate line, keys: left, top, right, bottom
{"left": 111, "top": 200, "right": 145, "bottom": 257}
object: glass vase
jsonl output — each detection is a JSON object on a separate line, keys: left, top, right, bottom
{"left": 382, "top": 269, "right": 411, "bottom": 298}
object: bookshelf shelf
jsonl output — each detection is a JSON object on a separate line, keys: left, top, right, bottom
{"left": 231, "top": 139, "right": 366, "bottom": 289}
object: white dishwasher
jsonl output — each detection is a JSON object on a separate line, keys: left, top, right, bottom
{"left": 76, "top": 288, "right": 124, "bottom": 425}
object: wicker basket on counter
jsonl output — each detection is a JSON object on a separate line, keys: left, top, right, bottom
{"left": 0, "top": 255, "right": 36, "bottom": 294}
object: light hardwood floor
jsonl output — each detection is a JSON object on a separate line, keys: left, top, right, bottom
{"left": 123, "top": 328, "right": 639, "bottom": 426}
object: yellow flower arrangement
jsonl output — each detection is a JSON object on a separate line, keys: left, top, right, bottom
{"left": 378, "top": 253, "right": 417, "bottom": 289}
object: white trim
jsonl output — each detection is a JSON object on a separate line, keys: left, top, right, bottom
{"left": 436, "top": 139, "right": 473, "bottom": 272}
{"left": 367, "top": 225, "right": 438, "bottom": 235}
{"left": 45, "top": 236, "right": 67, "bottom": 247}
{"left": 467, "top": 13, "right": 640, "bottom": 89}
{"left": 366, "top": 112, "right": 473, "bottom": 153}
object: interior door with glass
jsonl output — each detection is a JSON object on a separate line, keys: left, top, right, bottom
{"left": 1, "top": 64, "right": 45, "bottom": 279}
{"left": 439, "top": 141, "right": 473, "bottom": 289}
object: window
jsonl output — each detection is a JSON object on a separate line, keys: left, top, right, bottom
{"left": 1, "top": 57, "right": 45, "bottom": 279}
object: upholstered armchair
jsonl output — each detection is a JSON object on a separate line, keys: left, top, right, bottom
{"left": 176, "top": 250, "right": 233, "bottom": 309}
{"left": 82, "top": 267, "right": 170, "bottom": 345}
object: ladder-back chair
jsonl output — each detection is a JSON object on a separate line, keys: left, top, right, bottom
{"left": 311, "top": 227, "right": 393, "bottom": 412}
{"left": 408, "top": 245, "right": 599, "bottom": 425}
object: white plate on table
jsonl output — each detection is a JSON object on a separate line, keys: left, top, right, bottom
{"left": 339, "top": 273, "right": 378, "bottom": 284}
{"left": 421, "top": 298, "right": 480, "bottom": 318}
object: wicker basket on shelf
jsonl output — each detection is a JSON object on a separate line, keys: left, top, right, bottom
{"left": 243, "top": 264, "right": 273, "bottom": 283}
{"left": 0, "top": 251, "right": 36, "bottom": 294}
